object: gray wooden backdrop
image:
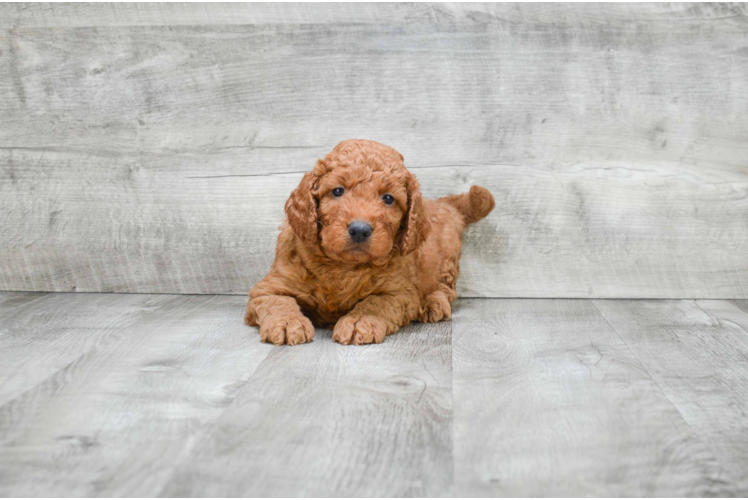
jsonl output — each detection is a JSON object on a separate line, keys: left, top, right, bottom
{"left": 1, "top": 3, "right": 747, "bottom": 298}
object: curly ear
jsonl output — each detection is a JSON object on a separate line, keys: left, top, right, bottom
{"left": 397, "top": 173, "right": 431, "bottom": 255}
{"left": 285, "top": 171, "right": 319, "bottom": 244}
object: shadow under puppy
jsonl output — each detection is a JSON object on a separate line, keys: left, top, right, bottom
{"left": 245, "top": 139, "right": 495, "bottom": 345}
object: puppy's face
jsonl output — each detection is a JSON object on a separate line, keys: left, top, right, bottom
{"left": 285, "top": 140, "right": 430, "bottom": 264}
{"left": 316, "top": 166, "right": 407, "bottom": 263}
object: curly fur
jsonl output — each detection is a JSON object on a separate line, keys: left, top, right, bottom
{"left": 245, "top": 139, "right": 495, "bottom": 345}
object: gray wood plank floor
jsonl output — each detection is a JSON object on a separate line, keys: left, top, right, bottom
{"left": 1, "top": 292, "right": 747, "bottom": 497}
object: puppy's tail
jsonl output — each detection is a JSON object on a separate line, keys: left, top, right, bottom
{"left": 442, "top": 185, "right": 495, "bottom": 225}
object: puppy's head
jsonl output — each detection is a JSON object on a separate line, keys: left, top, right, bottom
{"left": 285, "top": 139, "right": 430, "bottom": 264}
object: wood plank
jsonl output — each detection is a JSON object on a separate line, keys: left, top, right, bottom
{"left": 0, "top": 292, "right": 171, "bottom": 407}
{"left": 0, "top": 290, "right": 46, "bottom": 309}
{"left": 3, "top": 294, "right": 748, "bottom": 496}
{"left": 452, "top": 299, "right": 733, "bottom": 496}
{"left": 2, "top": 151, "right": 746, "bottom": 297}
{"left": 2, "top": 7, "right": 748, "bottom": 298}
{"left": 3, "top": 22, "right": 747, "bottom": 164}
{"left": 160, "top": 321, "right": 452, "bottom": 497}
{"left": 593, "top": 299, "right": 748, "bottom": 493}
{"left": 0, "top": 2, "right": 435, "bottom": 27}
{"left": 0, "top": 294, "right": 274, "bottom": 497}
{"left": 1, "top": 3, "right": 745, "bottom": 27}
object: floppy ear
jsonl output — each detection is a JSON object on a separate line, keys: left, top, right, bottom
{"left": 396, "top": 173, "right": 431, "bottom": 255}
{"left": 285, "top": 171, "right": 319, "bottom": 244}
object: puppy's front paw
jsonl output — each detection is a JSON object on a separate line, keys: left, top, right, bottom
{"left": 420, "top": 291, "right": 452, "bottom": 323}
{"left": 244, "top": 305, "right": 258, "bottom": 326}
{"left": 333, "top": 315, "right": 388, "bottom": 345}
{"left": 259, "top": 315, "right": 315, "bottom": 346}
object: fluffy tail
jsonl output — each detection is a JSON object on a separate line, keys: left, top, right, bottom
{"left": 442, "top": 185, "right": 495, "bottom": 225}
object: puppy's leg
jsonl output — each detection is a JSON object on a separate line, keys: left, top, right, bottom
{"left": 420, "top": 284, "right": 457, "bottom": 323}
{"left": 246, "top": 294, "right": 314, "bottom": 346}
{"left": 333, "top": 294, "right": 419, "bottom": 345}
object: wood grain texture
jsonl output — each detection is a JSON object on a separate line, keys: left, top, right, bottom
{"left": 0, "top": 294, "right": 273, "bottom": 497}
{"left": 593, "top": 299, "right": 748, "bottom": 493}
{"left": 2, "top": 3, "right": 746, "bottom": 27}
{"left": 3, "top": 151, "right": 746, "bottom": 297}
{"left": 0, "top": 290, "right": 46, "bottom": 309}
{"left": 1, "top": 3, "right": 748, "bottom": 297}
{"left": 0, "top": 291, "right": 170, "bottom": 407}
{"left": 3, "top": 293, "right": 748, "bottom": 495}
{"left": 452, "top": 298, "right": 733, "bottom": 496}
{"left": 161, "top": 321, "right": 452, "bottom": 497}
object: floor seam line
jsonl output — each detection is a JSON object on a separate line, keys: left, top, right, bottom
{"left": 589, "top": 299, "right": 736, "bottom": 494}
{"left": 152, "top": 341, "right": 277, "bottom": 497}
{"left": 0, "top": 294, "right": 178, "bottom": 414}
{"left": 695, "top": 300, "right": 748, "bottom": 339}
{"left": 450, "top": 314, "right": 456, "bottom": 497}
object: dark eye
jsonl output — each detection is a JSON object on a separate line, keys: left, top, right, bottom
{"left": 382, "top": 194, "right": 395, "bottom": 205}
{"left": 332, "top": 187, "right": 345, "bottom": 197}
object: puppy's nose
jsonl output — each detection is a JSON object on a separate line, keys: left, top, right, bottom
{"left": 348, "top": 220, "right": 372, "bottom": 244}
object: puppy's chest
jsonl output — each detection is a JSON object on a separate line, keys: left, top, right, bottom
{"left": 302, "top": 268, "right": 380, "bottom": 320}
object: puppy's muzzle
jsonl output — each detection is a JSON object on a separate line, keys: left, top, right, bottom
{"left": 348, "top": 220, "right": 372, "bottom": 244}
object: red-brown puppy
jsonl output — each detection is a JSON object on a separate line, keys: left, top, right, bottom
{"left": 245, "top": 139, "right": 495, "bottom": 345}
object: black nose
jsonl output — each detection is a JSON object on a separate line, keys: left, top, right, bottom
{"left": 348, "top": 220, "right": 372, "bottom": 243}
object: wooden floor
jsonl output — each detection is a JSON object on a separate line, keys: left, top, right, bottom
{"left": 0, "top": 292, "right": 747, "bottom": 497}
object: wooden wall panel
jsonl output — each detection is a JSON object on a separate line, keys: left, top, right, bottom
{"left": 1, "top": 3, "right": 746, "bottom": 28}
{"left": 1, "top": 3, "right": 747, "bottom": 297}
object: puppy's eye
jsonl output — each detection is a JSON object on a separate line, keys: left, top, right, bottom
{"left": 332, "top": 187, "right": 345, "bottom": 197}
{"left": 382, "top": 194, "right": 395, "bottom": 205}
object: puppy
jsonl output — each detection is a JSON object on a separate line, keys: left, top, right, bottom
{"left": 245, "top": 139, "right": 495, "bottom": 345}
